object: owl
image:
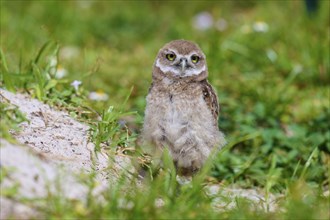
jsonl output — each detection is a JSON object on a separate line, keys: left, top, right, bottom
{"left": 141, "top": 39, "right": 226, "bottom": 176}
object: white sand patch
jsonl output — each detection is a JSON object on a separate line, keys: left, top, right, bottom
{"left": 0, "top": 89, "right": 133, "bottom": 218}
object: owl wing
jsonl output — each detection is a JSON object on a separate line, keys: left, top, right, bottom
{"left": 200, "top": 80, "right": 219, "bottom": 124}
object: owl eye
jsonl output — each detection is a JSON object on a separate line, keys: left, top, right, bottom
{"left": 191, "top": 55, "right": 200, "bottom": 63}
{"left": 166, "top": 53, "right": 176, "bottom": 61}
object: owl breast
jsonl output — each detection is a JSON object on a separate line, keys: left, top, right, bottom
{"left": 142, "top": 81, "right": 224, "bottom": 175}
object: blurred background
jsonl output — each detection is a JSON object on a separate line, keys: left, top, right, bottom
{"left": 1, "top": 0, "right": 329, "bottom": 188}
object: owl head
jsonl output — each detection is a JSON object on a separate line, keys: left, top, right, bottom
{"left": 153, "top": 40, "right": 208, "bottom": 81}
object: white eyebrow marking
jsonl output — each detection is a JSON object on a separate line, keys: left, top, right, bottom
{"left": 184, "top": 65, "right": 206, "bottom": 76}
{"left": 156, "top": 59, "right": 180, "bottom": 74}
{"left": 156, "top": 58, "right": 205, "bottom": 77}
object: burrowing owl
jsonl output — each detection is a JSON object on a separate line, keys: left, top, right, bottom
{"left": 141, "top": 39, "right": 226, "bottom": 176}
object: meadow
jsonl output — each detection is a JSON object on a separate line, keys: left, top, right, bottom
{"left": 1, "top": 1, "right": 329, "bottom": 219}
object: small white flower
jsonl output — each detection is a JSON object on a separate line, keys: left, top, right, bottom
{"left": 118, "top": 198, "right": 134, "bottom": 210}
{"left": 155, "top": 198, "right": 165, "bottom": 208}
{"left": 193, "top": 12, "right": 213, "bottom": 31}
{"left": 54, "top": 66, "right": 68, "bottom": 79}
{"left": 293, "top": 64, "right": 303, "bottom": 74}
{"left": 253, "top": 21, "right": 269, "bottom": 33}
{"left": 60, "top": 46, "right": 80, "bottom": 60}
{"left": 71, "top": 80, "right": 82, "bottom": 91}
{"left": 266, "top": 49, "right": 277, "bottom": 63}
{"left": 49, "top": 56, "right": 57, "bottom": 68}
{"left": 88, "top": 91, "right": 109, "bottom": 101}
{"left": 215, "top": 18, "right": 228, "bottom": 32}
{"left": 48, "top": 56, "right": 58, "bottom": 75}
{"left": 77, "top": 0, "right": 94, "bottom": 9}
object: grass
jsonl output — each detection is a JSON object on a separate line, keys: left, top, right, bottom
{"left": 1, "top": 0, "right": 329, "bottom": 219}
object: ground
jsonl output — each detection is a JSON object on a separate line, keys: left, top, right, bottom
{"left": 0, "top": 89, "right": 132, "bottom": 218}
{"left": 1, "top": 89, "right": 279, "bottom": 218}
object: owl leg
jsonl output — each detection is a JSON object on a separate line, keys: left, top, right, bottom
{"left": 172, "top": 132, "right": 207, "bottom": 176}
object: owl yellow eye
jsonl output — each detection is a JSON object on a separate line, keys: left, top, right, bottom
{"left": 166, "top": 53, "right": 176, "bottom": 61}
{"left": 191, "top": 55, "right": 200, "bottom": 63}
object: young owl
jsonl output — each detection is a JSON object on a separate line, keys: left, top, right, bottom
{"left": 141, "top": 39, "right": 226, "bottom": 176}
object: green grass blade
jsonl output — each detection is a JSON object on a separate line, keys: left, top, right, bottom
{"left": 0, "top": 48, "right": 15, "bottom": 91}
{"left": 299, "top": 146, "right": 319, "bottom": 180}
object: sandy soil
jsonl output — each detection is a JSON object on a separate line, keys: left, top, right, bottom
{"left": 0, "top": 89, "right": 133, "bottom": 219}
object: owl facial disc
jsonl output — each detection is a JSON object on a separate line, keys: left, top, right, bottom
{"left": 155, "top": 50, "right": 206, "bottom": 77}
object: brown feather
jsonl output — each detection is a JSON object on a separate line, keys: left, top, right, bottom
{"left": 200, "top": 79, "right": 219, "bottom": 126}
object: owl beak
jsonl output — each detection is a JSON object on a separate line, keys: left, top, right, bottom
{"left": 180, "top": 58, "right": 187, "bottom": 74}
